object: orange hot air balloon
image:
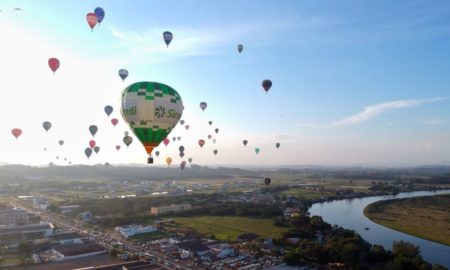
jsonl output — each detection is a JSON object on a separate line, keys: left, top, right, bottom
{"left": 166, "top": 157, "right": 172, "bottom": 166}
{"left": 48, "top": 58, "right": 60, "bottom": 74}
{"left": 86, "top": 13, "right": 98, "bottom": 31}
{"left": 12, "top": 128, "right": 22, "bottom": 139}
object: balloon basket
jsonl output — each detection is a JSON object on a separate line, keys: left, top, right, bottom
{"left": 147, "top": 157, "right": 154, "bottom": 164}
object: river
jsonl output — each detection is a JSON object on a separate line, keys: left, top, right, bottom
{"left": 309, "top": 189, "right": 450, "bottom": 268}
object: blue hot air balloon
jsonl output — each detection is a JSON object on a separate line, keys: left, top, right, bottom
{"left": 163, "top": 31, "right": 173, "bottom": 48}
{"left": 94, "top": 7, "right": 105, "bottom": 25}
{"left": 118, "top": 69, "right": 128, "bottom": 82}
{"left": 104, "top": 105, "right": 113, "bottom": 117}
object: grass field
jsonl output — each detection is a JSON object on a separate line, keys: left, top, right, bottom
{"left": 174, "top": 216, "right": 287, "bottom": 241}
{"left": 364, "top": 194, "right": 450, "bottom": 246}
{"left": 129, "top": 231, "right": 169, "bottom": 241}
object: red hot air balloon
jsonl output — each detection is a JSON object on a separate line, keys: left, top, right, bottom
{"left": 86, "top": 13, "right": 98, "bottom": 31}
{"left": 163, "top": 138, "right": 170, "bottom": 146}
{"left": 89, "top": 140, "right": 96, "bottom": 149}
{"left": 48, "top": 58, "right": 60, "bottom": 75}
{"left": 11, "top": 128, "right": 22, "bottom": 139}
{"left": 111, "top": 118, "right": 118, "bottom": 127}
{"left": 198, "top": 139, "right": 205, "bottom": 148}
{"left": 185, "top": 125, "right": 190, "bottom": 130}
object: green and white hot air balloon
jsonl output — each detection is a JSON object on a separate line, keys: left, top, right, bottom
{"left": 121, "top": 81, "right": 184, "bottom": 163}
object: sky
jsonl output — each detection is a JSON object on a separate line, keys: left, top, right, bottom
{"left": 0, "top": 0, "right": 450, "bottom": 167}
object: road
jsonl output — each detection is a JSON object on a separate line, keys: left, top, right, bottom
{"left": 8, "top": 197, "right": 197, "bottom": 270}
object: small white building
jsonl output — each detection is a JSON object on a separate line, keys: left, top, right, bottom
{"left": 115, "top": 225, "right": 157, "bottom": 239}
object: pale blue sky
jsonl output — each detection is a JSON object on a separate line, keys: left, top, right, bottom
{"left": 0, "top": 1, "right": 449, "bottom": 166}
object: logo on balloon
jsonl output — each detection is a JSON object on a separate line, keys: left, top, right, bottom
{"left": 155, "top": 106, "right": 166, "bottom": 118}
{"left": 123, "top": 106, "right": 137, "bottom": 117}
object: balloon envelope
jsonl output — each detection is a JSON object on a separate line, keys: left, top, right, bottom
{"left": 118, "top": 69, "right": 128, "bottom": 81}
{"left": 255, "top": 148, "right": 260, "bottom": 154}
{"left": 180, "top": 120, "right": 185, "bottom": 125}
{"left": 89, "top": 140, "right": 96, "bottom": 149}
{"left": 104, "top": 105, "right": 113, "bottom": 117}
{"left": 89, "top": 125, "right": 98, "bottom": 137}
{"left": 276, "top": 142, "right": 280, "bottom": 148}
{"left": 200, "top": 102, "right": 207, "bottom": 111}
{"left": 94, "top": 146, "right": 100, "bottom": 154}
{"left": 12, "top": 128, "right": 22, "bottom": 139}
{"left": 123, "top": 135, "right": 133, "bottom": 147}
{"left": 94, "top": 7, "right": 105, "bottom": 24}
{"left": 86, "top": 13, "right": 98, "bottom": 30}
{"left": 166, "top": 157, "right": 172, "bottom": 166}
{"left": 243, "top": 140, "right": 248, "bottom": 146}
{"left": 237, "top": 44, "right": 243, "bottom": 53}
{"left": 208, "top": 121, "right": 212, "bottom": 126}
{"left": 179, "top": 146, "right": 185, "bottom": 152}
{"left": 185, "top": 125, "right": 190, "bottom": 130}
{"left": 43, "top": 121, "right": 52, "bottom": 132}
{"left": 58, "top": 140, "right": 64, "bottom": 146}
{"left": 121, "top": 81, "right": 183, "bottom": 158}
{"left": 163, "top": 138, "right": 170, "bottom": 146}
{"left": 264, "top": 177, "right": 271, "bottom": 186}
{"left": 155, "top": 150, "right": 160, "bottom": 157}
{"left": 111, "top": 118, "right": 119, "bottom": 126}
{"left": 198, "top": 139, "right": 205, "bottom": 148}
{"left": 163, "top": 31, "right": 173, "bottom": 47}
{"left": 116, "top": 145, "right": 121, "bottom": 151}
{"left": 48, "top": 58, "right": 60, "bottom": 74}
{"left": 85, "top": 148, "right": 93, "bottom": 159}
{"left": 262, "top": 80, "right": 272, "bottom": 93}
{"left": 213, "top": 149, "right": 218, "bottom": 155}
{"left": 188, "top": 158, "right": 193, "bottom": 163}
{"left": 215, "top": 128, "right": 219, "bottom": 134}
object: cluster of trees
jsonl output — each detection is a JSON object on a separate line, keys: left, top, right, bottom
{"left": 176, "top": 202, "right": 282, "bottom": 218}
{"left": 282, "top": 215, "right": 447, "bottom": 270}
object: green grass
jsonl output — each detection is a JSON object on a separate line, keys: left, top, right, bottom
{"left": 129, "top": 231, "right": 169, "bottom": 241}
{"left": 173, "top": 216, "right": 287, "bottom": 241}
{"left": 1, "top": 256, "right": 23, "bottom": 267}
{"left": 364, "top": 194, "right": 450, "bottom": 246}
{"left": 280, "top": 188, "right": 326, "bottom": 199}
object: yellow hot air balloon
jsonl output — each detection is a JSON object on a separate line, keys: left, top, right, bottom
{"left": 166, "top": 157, "right": 172, "bottom": 166}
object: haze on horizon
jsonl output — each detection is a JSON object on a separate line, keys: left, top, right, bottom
{"left": 0, "top": 0, "right": 449, "bottom": 167}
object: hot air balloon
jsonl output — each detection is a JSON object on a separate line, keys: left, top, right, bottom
{"left": 200, "top": 102, "right": 207, "bottom": 111}
{"left": 208, "top": 121, "right": 213, "bottom": 126}
{"left": 276, "top": 142, "right": 280, "bottom": 148}
{"left": 185, "top": 125, "right": 190, "bottom": 130}
{"left": 255, "top": 148, "right": 260, "bottom": 154}
{"left": 198, "top": 139, "right": 205, "bottom": 148}
{"left": 86, "top": 13, "right": 98, "bottom": 31}
{"left": 48, "top": 58, "right": 60, "bottom": 74}
{"left": 237, "top": 44, "right": 243, "bottom": 53}
{"left": 215, "top": 128, "right": 219, "bottom": 134}
{"left": 124, "top": 131, "right": 129, "bottom": 136}
{"left": 42, "top": 121, "right": 52, "bottom": 132}
{"left": 213, "top": 149, "right": 218, "bottom": 155}
{"left": 166, "top": 157, "right": 172, "bottom": 166}
{"left": 208, "top": 135, "right": 212, "bottom": 140}
{"left": 104, "top": 105, "right": 113, "bottom": 117}
{"left": 163, "top": 138, "right": 170, "bottom": 146}
{"left": 155, "top": 150, "right": 160, "bottom": 157}
{"left": 116, "top": 145, "right": 121, "bottom": 151}
{"left": 179, "top": 152, "right": 185, "bottom": 158}
{"left": 94, "top": 146, "right": 100, "bottom": 154}
{"left": 89, "top": 140, "right": 96, "bottom": 149}
{"left": 111, "top": 118, "right": 119, "bottom": 126}
{"left": 56, "top": 156, "right": 59, "bottom": 160}
{"left": 85, "top": 148, "right": 93, "bottom": 159}
{"left": 180, "top": 120, "right": 185, "bottom": 125}
{"left": 180, "top": 161, "right": 186, "bottom": 170}
{"left": 89, "top": 125, "right": 98, "bottom": 137}
{"left": 264, "top": 177, "right": 271, "bottom": 187}
{"left": 163, "top": 31, "right": 173, "bottom": 47}
{"left": 58, "top": 140, "right": 64, "bottom": 146}
{"left": 243, "top": 140, "right": 248, "bottom": 146}
{"left": 121, "top": 81, "right": 184, "bottom": 164}
{"left": 118, "top": 69, "right": 128, "bottom": 82}
{"left": 172, "top": 137, "right": 176, "bottom": 142}
{"left": 179, "top": 146, "right": 185, "bottom": 153}
{"left": 123, "top": 135, "right": 133, "bottom": 147}
{"left": 262, "top": 80, "right": 272, "bottom": 93}
{"left": 94, "top": 7, "right": 105, "bottom": 25}
{"left": 212, "top": 139, "right": 216, "bottom": 144}
{"left": 177, "top": 136, "right": 181, "bottom": 141}
{"left": 188, "top": 158, "right": 193, "bottom": 163}
{"left": 11, "top": 128, "right": 22, "bottom": 139}
{"left": 43, "top": 147, "right": 48, "bottom": 152}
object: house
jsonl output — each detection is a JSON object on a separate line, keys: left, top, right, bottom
{"left": 208, "top": 243, "right": 235, "bottom": 259}
{"left": 0, "top": 208, "right": 29, "bottom": 225}
{"left": 0, "top": 223, "right": 54, "bottom": 238}
{"left": 150, "top": 203, "right": 192, "bottom": 216}
{"left": 115, "top": 225, "right": 157, "bottom": 239}
{"left": 51, "top": 232, "right": 85, "bottom": 245}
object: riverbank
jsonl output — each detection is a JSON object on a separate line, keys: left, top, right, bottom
{"left": 364, "top": 194, "right": 450, "bottom": 246}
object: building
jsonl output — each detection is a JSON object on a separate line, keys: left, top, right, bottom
{"left": 51, "top": 232, "right": 85, "bottom": 245}
{"left": 51, "top": 243, "right": 106, "bottom": 260}
{"left": 0, "top": 207, "right": 29, "bottom": 225}
{"left": 150, "top": 203, "right": 192, "bottom": 216}
{"left": 115, "top": 225, "right": 157, "bottom": 239}
{"left": 178, "top": 239, "right": 210, "bottom": 258}
{"left": 0, "top": 223, "right": 54, "bottom": 238}
{"left": 208, "top": 243, "right": 235, "bottom": 259}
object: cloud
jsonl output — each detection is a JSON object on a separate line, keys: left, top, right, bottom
{"left": 421, "top": 117, "right": 445, "bottom": 126}
{"left": 298, "top": 97, "right": 447, "bottom": 128}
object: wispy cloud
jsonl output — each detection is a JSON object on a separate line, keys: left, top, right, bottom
{"left": 298, "top": 97, "right": 447, "bottom": 128}
{"left": 421, "top": 117, "right": 445, "bottom": 126}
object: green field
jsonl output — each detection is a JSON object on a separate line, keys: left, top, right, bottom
{"left": 364, "top": 194, "right": 450, "bottom": 246}
{"left": 174, "top": 216, "right": 287, "bottom": 241}
{"left": 129, "top": 231, "right": 169, "bottom": 241}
